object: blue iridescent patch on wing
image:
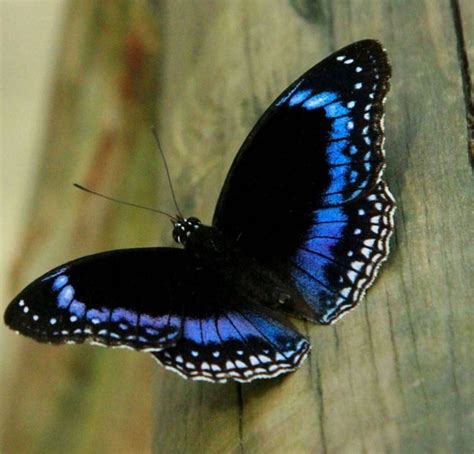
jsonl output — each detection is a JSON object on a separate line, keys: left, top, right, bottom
{"left": 302, "top": 91, "right": 338, "bottom": 109}
{"left": 68, "top": 301, "right": 86, "bottom": 317}
{"left": 52, "top": 275, "right": 68, "bottom": 291}
{"left": 325, "top": 101, "right": 350, "bottom": 118}
{"left": 331, "top": 117, "right": 352, "bottom": 139}
{"left": 289, "top": 89, "right": 313, "bottom": 106}
{"left": 326, "top": 140, "right": 351, "bottom": 165}
{"left": 57, "top": 285, "right": 75, "bottom": 308}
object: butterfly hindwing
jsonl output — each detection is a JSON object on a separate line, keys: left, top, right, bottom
{"left": 154, "top": 305, "right": 309, "bottom": 383}
{"left": 4, "top": 248, "right": 186, "bottom": 351}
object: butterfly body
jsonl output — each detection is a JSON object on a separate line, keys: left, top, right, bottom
{"left": 173, "top": 218, "right": 298, "bottom": 320}
{"left": 5, "top": 40, "right": 395, "bottom": 383}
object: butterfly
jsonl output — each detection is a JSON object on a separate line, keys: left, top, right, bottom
{"left": 4, "top": 40, "right": 395, "bottom": 383}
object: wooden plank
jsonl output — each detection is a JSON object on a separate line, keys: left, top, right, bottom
{"left": 2, "top": 1, "right": 161, "bottom": 453}
{"left": 153, "top": 0, "right": 473, "bottom": 452}
{"left": 3, "top": 1, "right": 472, "bottom": 452}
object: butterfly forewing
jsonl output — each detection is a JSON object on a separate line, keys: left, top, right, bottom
{"left": 212, "top": 40, "right": 395, "bottom": 324}
{"left": 5, "top": 248, "right": 185, "bottom": 351}
{"left": 290, "top": 181, "right": 395, "bottom": 323}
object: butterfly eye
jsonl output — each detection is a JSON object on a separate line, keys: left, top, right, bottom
{"left": 172, "top": 224, "right": 185, "bottom": 244}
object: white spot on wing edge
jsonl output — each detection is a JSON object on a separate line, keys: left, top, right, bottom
{"left": 326, "top": 183, "right": 396, "bottom": 326}
{"left": 150, "top": 340, "right": 311, "bottom": 384}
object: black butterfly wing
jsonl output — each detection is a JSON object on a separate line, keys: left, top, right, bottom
{"left": 4, "top": 248, "right": 186, "bottom": 351}
{"left": 5, "top": 247, "right": 309, "bottom": 382}
{"left": 212, "top": 40, "right": 395, "bottom": 324}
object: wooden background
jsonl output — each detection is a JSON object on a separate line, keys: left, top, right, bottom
{"left": 1, "top": 1, "right": 472, "bottom": 453}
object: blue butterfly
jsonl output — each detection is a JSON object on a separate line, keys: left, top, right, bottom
{"left": 4, "top": 40, "right": 395, "bottom": 383}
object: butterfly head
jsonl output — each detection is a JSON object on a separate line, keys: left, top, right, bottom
{"left": 172, "top": 217, "right": 201, "bottom": 245}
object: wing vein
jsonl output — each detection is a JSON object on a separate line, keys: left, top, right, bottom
{"left": 299, "top": 246, "right": 362, "bottom": 272}
{"left": 290, "top": 260, "right": 344, "bottom": 298}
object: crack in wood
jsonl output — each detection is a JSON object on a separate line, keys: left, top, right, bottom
{"left": 303, "top": 321, "right": 328, "bottom": 453}
{"left": 237, "top": 383, "right": 245, "bottom": 454}
{"left": 450, "top": 0, "right": 474, "bottom": 168}
{"left": 312, "top": 355, "right": 328, "bottom": 454}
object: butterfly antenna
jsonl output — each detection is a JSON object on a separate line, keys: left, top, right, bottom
{"left": 73, "top": 183, "right": 177, "bottom": 221}
{"left": 151, "top": 127, "right": 184, "bottom": 218}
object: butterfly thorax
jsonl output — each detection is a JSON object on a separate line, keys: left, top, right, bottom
{"left": 174, "top": 219, "right": 232, "bottom": 258}
{"left": 181, "top": 223, "right": 228, "bottom": 257}
{"left": 172, "top": 217, "right": 202, "bottom": 245}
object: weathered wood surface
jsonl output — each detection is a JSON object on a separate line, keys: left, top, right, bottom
{"left": 154, "top": 0, "right": 473, "bottom": 453}
{"left": 2, "top": 1, "right": 160, "bottom": 452}
{"left": 2, "top": 1, "right": 473, "bottom": 453}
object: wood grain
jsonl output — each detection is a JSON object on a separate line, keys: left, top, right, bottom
{"left": 2, "top": 1, "right": 472, "bottom": 453}
{"left": 153, "top": 1, "right": 473, "bottom": 452}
